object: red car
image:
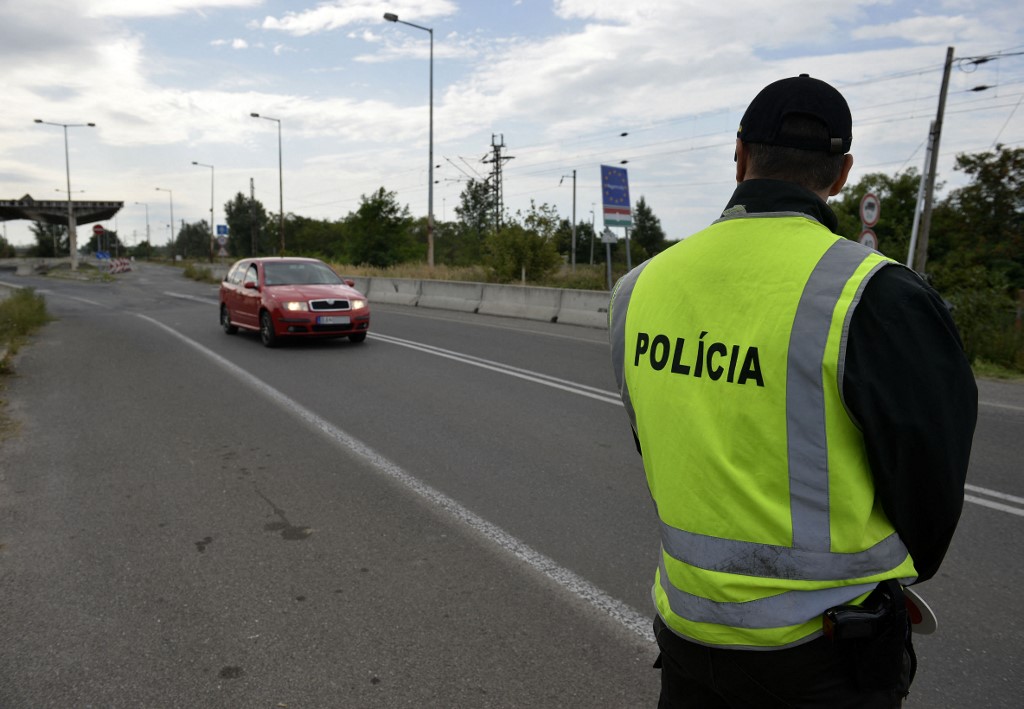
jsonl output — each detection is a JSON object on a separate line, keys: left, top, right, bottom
{"left": 219, "top": 257, "right": 370, "bottom": 347}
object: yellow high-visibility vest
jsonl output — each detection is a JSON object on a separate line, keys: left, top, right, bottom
{"left": 609, "top": 212, "right": 918, "bottom": 649}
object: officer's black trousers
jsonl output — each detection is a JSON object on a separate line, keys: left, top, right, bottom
{"left": 653, "top": 616, "right": 913, "bottom": 709}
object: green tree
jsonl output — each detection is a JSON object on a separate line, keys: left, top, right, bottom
{"left": 448, "top": 177, "right": 496, "bottom": 266}
{"left": 485, "top": 201, "right": 562, "bottom": 282}
{"left": 631, "top": 196, "right": 667, "bottom": 258}
{"left": 224, "top": 192, "right": 270, "bottom": 257}
{"left": 175, "top": 221, "right": 212, "bottom": 260}
{"left": 28, "top": 221, "right": 66, "bottom": 257}
{"left": 133, "top": 240, "right": 155, "bottom": 260}
{"left": 346, "top": 187, "right": 415, "bottom": 267}
{"left": 0, "top": 232, "right": 15, "bottom": 258}
{"left": 287, "top": 215, "right": 348, "bottom": 260}
{"left": 935, "top": 145, "right": 1024, "bottom": 288}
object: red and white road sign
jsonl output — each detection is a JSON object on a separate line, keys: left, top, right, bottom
{"left": 860, "top": 193, "right": 880, "bottom": 227}
{"left": 859, "top": 229, "right": 878, "bottom": 250}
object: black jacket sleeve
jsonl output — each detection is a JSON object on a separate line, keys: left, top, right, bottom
{"left": 842, "top": 265, "right": 978, "bottom": 583}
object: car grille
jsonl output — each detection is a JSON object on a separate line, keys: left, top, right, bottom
{"left": 309, "top": 299, "right": 351, "bottom": 311}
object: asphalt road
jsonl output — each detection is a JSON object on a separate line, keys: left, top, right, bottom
{"left": 0, "top": 262, "right": 1021, "bottom": 708}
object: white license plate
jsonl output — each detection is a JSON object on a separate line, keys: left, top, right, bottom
{"left": 317, "top": 315, "right": 351, "bottom": 325}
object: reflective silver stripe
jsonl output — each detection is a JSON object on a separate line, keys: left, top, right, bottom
{"left": 660, "top": 522, "right": 910, "bottom": 581}
{"left": 609, "top": 261, "right": 651, "bottom": 434}
{"left": 786, "top": 238, "right": 875, "bottom": 551}
{"left": 658, "top": 555, "right": 879, "bottom": 630}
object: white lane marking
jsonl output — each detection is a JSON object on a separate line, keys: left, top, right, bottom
{"left": 965, "top": 484, "right": 1024, "bottom": 516}
{"left": 980, "top": 400, "right": 1024, "bottom": 413}
{"left": 136, "top": 313, "right": 653, "bottom": 642}
{"left": 371, "top": 332, "right": 623, "bottom": 406}
{"left": 166, "top": 291, "right": 219, "bottom": 305}
{"left": 62, "top": 294, "right": 106, "bottom": 307}
{"left": 965, "top": 484, "right": 1024, "bottom": 506}
{"left": 373, "top": 304, "right": 608, "bottom": 345}
{"left": 964, "top": 495, "right": 1024, "bottom": 517}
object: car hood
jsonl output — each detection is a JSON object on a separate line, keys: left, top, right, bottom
{"left": 266, "top": 284, "right": 365, "bottom": 300}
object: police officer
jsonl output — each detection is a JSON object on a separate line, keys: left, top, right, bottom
{"left": 609, "top": 75, "right": 977, "bottom": 708}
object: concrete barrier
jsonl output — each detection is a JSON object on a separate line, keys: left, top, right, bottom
{"left": 418, "top": 280, "right": 483, "bottom": 313}
{"left": 478, "top": 283, "right": 561, "bottom": 322}
{"left": 345, "top": 276, "right": 371, "bottom": 296}
{"left": 367, "top": 277, "right": 420, "bottom": 306}
{"left": 556, "top": 289, "right": 611, "bottom": 328}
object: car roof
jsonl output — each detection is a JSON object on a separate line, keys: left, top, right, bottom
{"left": 249, "top": 257, "right": 323, "bottom": 264}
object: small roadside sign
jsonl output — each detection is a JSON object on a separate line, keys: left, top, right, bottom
{"left": 860, "top": 193, "right": 880, "bottom": 227}
{"left": 92, "top": 224, "right": 105, "bottom": 236}
{"left": 859, "top": 229, "right": 878, "bottom": 250}
{"left": 600, "top": 227, "right": 618, "bottom": 244}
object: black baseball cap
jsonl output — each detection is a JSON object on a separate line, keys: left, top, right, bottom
{"left": 737, "top": 74, "right": 852, "bottom": 154}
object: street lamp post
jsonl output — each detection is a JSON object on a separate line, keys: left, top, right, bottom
{"left": 192, "top": 161, "right": 215, "bottom": 262}
{"left": 155, "top": 187, "right": 174, "bottom": 258}
{"left": 34, "top": 119, "right": 95, "bottom": 270}
{"left": 560, "top": 169, "right": 577, "bottom": 272}
{"left": 250, "top": 113, "right": 285, "bottom": 254}
{"left": 383, "top": 11, "right": 434, "bottom": 268}
{"left": 134, "top": 202, "right": 150, "bottom": 245}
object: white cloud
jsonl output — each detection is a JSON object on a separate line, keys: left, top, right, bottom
{"left": 852, "top": 15, "right": 994, "bottom": 44}
{"left": 261, "top": 0, "right": 457, "bottom": 37}
{"left": 84, "top": 0, "right": 261, "bottom": 19}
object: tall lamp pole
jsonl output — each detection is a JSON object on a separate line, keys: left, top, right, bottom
{"left": 134, "top": 201, "right": 150, "bottom": 247}
{"left": 250, "top": 113, "right": 285, "bottom": 254}
{"left": 192, "top": 161, "right": 215, "bottom": 262}
{"left": 383, "top": 11, "right": 434, "bottom": 268}
{"left": 155, "top": 187, "right": 174, "bottom": 258}
{"left": 560, "top": 169, "right": 577, "bottom": 271}
{"left": 33, "top": 119, "right": 95, "bottom": 270}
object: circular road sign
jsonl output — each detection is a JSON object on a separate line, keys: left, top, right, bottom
{"left": 860, "top": 192, "right": 880, "bottom": 227}
{"left": 92, "top": 224, "right": 105, "bottom": 236}
{"left": 859, "top": 229, "right": 878, "bottom": 250}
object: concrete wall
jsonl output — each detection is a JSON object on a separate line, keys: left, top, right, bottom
{"left": 355, "top": 277, "right": 609, "bottom": 329}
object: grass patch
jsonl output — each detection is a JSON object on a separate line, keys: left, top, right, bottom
{"left": 0, "top": 288, "right": 52, "bottom": 440}
{"left": 972, "top": 359, "right": 1024, "bottom": 382}
{"left": 183, "top": 262, "right": 221, "bottom": 284}
{"left": 0, "top": 288, "right": 52, "bottom": 368}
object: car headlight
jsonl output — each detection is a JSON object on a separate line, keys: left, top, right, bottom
{"left": 282, "top": 301, "right": 309, "bottom": 311}
{"left": 351, "top": 299, "right": 367, "bottom": 310}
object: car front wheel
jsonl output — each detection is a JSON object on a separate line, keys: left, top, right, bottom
{"left": 260, "top": 311, "right": 278, "bottom": 348}
{"left": 221, "top": 305, "right": 238, "bottom": 334}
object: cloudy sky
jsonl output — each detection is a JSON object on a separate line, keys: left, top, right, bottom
{"left": 2, "top": 0, "right": 1022, "bottom": 252}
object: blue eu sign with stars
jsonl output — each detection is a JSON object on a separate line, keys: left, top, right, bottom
{"left": 601, "top": 165, "right": 633, "bottom": 227}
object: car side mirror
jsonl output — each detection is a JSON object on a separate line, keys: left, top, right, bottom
{"left": 344, "top": 279, "right": 355, "bottom": 287}
{"left": 244, "top": 281, "right": 258, "bottom": 290}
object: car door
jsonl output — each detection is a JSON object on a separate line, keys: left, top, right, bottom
{"left": 222, "top": 261, "right": 245, "bottom": 320}
{"left": 236, "top": 262, "right": 262, "bottom": 329}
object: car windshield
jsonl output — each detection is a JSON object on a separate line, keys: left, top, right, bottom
{"left": 263, "top": 262, "right": 344, "bottom": 286}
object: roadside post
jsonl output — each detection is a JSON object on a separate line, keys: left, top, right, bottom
{"left": 601, "top": 227, "right": 617, "bottom": 290}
